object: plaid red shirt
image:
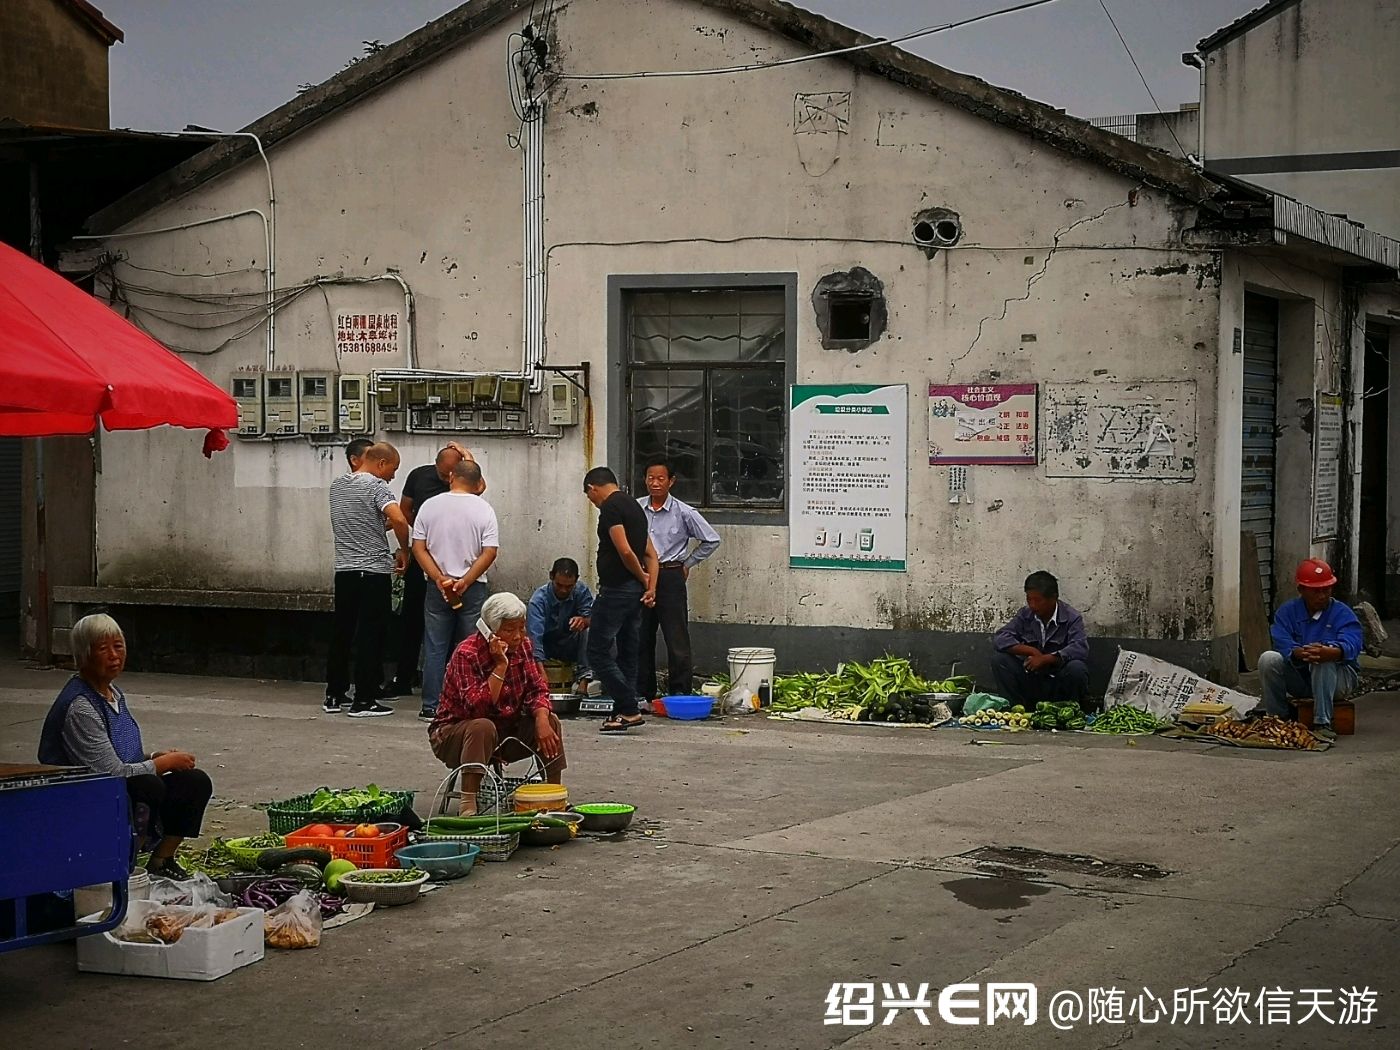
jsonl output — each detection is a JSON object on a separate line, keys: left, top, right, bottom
{"left": 432, "top": 631, "right": 552, "bottom": 731}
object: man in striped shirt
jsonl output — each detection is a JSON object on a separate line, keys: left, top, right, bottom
{"left": 326, "top": 442, "right": 411, "bottom": 717}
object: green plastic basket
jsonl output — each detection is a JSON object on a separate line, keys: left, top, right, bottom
{"left": 219, "top": 835, "right": 285, "bottom": 871}
{"left": 265, "top": 788, "right": 415, "bottom": 835}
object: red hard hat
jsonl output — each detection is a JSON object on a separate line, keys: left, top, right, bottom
{"left": 1296, "top": 558, "right": 1337, "bottom": 588}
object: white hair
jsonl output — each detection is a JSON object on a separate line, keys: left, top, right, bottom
{"left": 71, "top": 613, "right": 125, "bottom": 666}
{"left": 480, "top": 592, "right": 527, "bottom": 634}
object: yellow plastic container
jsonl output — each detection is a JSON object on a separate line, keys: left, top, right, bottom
{"left": 514, "top": 783, "right": 569, "bottom": 813}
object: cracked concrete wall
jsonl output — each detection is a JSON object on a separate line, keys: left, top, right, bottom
{"left": 90, "top": 0, "right": 1250, "bottom": 674}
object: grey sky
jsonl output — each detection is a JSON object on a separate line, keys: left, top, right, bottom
{"left": 101, "top": 0, "right": 1256, "bottom": 133}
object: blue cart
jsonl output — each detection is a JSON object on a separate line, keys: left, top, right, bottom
{"left": 0, "top": 765, "right": 132, "bottom": 953}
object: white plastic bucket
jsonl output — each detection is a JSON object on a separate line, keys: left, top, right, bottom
{"left": 728, "top": 647, "right": 777, "bottom": 705}
{"left": 74, "top": 867, "right": 150, "bottom": 920}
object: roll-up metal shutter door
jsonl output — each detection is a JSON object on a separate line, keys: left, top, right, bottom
{"left": 1241, "top": 294, "right": 1280, "bottom": 608}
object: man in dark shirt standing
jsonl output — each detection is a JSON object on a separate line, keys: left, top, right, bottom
{"left": 583, "top": 467, "right": 658, "bottom": 732}
{"left": 383, "top": 442, "right": 472, "bottom": 697}
{"left": 991, "top": 570, "right": 1091, "bottom": 706}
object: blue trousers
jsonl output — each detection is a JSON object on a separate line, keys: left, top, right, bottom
{"left": 1258, "top": 650, "right": 1357, "bottom": 727}
{"left": 420, "top": 581, "right": 489, "bottom": 715}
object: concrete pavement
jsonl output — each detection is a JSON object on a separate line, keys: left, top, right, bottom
{"left": 2, "top": 657, "right": 1398, "bottom": 1049}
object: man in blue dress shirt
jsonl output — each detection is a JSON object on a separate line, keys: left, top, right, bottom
{"left": 1257, "top": 558, "right": 1362, "bottom": 741}
{"left": 992, "top": 570, "right": 1091, "bottom": 706}
{"left": 526, "top": 557, "right": 595, "bottom": 688}
{"left": 638, "top": 456, "right": 721, "bottom": 700}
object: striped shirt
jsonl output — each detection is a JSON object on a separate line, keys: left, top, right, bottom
{"left": 329, "top": 471, "right": 398, "bottom": 573}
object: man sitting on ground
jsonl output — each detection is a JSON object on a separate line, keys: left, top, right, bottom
{"left": 992, "top": 570, "right": 1090, "bottom": 707}
{"left": 1256, "top": 558, "right": 1362, "bottom": 742}
{"left": 527, "top": 558, "right": 594, "bottom": 690}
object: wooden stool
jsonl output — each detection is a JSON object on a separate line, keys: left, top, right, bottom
{"left": 1290, "top": 698, "right": 1355, "bottom": 735}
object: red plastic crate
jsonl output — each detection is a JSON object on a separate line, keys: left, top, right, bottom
{"left": 284, "top": 823, "right": 409, "bottom": 868}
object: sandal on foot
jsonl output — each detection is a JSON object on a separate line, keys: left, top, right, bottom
{"left": 600, "top": 715, "right": 645, "bottom": 733}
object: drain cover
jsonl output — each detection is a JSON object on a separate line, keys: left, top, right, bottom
{"left": 960, "top": 846, "right": 1171, "bottom": 880}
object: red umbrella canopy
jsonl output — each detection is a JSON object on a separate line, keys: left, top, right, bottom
{"left": 0, "top": 239, "right": 238, "bottom": 437}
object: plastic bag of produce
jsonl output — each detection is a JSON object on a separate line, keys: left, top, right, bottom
{"left": 115, "top": 903, "right": 241, "bottom": 944}
{"left": 961, "top": 692, "right": 1009, "bottom": 715}
{"left": 147, "top": 871, "right": 231, "bottom": 908}
{"left": 264, "top": 889, "right": 323, "bottom": 949}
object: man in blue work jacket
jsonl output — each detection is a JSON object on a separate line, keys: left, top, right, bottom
{"left": 526, "top": 557, "right": 594, "bottom": 689}
{"left": 1257, "top": 558, "right": 1362, "bottom": 741}
{"left": 992, "top": 570, "right": 1091, "bottom": 705}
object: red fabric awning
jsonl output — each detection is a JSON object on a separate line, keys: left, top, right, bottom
{"left": 0, "top": 239, "right": 238, "bottom": 439}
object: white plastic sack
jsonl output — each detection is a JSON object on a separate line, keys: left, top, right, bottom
{"left": 147, "top": 872, "right": 231, "bottom": 908}
{"left": 1105, "top": 650, "right": 1256, "bottom": 720}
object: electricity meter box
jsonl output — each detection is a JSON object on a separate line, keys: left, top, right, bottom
{"left": 263, "top": 372, "right": 298, "bottom": 435}
{"left": 375, "top": 379, "right": 406, "bottom": 432}
{"left": 337, "top": 374, "right": 370, "bottom": 433}
{"left": 230, "top": 373, "right": 264, "bottom": 436}
{"left": 499, "top": 378, "right": 526, "bottom": 408}
{"left": 472, "top": 375, "right": 501, "bottom": 404}
{"left": 297, "top": 371, "right": 335, "bottom": 434}
{"left": 548, "top": 375, "right": 580, "bottom": 426}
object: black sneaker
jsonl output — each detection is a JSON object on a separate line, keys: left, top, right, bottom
{"left": 347, "top": 702, "right": 394, "bottom": 718}
{"left": 379, "top": 679, "right": 411, "bottom": 699}
{"left": 149, "top": 858, "right": 192, "bottom": 881}
{"left": 418, "top": 708, "right": 436, "bottom": 722}
{"left": 1313, "top": 724, "right": 1337, "bottom": 742}
{"left": 323, "top": 695, "right": 347, "bottom": 714}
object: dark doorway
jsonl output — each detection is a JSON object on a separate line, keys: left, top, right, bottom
{"left": 1358, "top": 325, "right": 1390, "bottom": 613}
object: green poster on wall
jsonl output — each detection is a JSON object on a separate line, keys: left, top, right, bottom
{"left": 789, "top": 384, "right": 907, "bottom": 571}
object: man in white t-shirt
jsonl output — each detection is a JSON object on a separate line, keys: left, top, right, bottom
{"left": 411, "top": 457, "right": 499, "bottom": 721}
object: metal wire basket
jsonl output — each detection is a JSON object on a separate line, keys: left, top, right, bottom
{"left": 421, "top": 764, "right": 520, "bottom": 862}
{"left": 473, "top": 739, "right": 547, "bottom": 815}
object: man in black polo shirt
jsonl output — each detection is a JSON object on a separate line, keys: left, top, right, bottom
{"left": 383, "top": 442, "right": 473, "bottom": 697}
{"left": 583, "top": 466, "right": 658, "bottom": 732}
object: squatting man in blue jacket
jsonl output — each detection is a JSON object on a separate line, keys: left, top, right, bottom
{"left": 1256, "top": 558, "right": 1362, "bottom": 741}
{"left": 992, "top": 570, "right": 1091, "bottom": 706}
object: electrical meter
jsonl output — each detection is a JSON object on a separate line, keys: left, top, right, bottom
{"left": 263, "top": 372, "right": 298, "bottom": 435}
{"left": 472, "top": 374, "right": 501, "bottom": 404}
{"left": 501, "top": 408, "right": 528, "bottom": 432}
{"left": 406, "top": 381, "right": 430, "bottom": 406}
{"left": 432, "top": 406, "right": 454, "bottom": 429}
{"left": 427, "top": 380, "right": 453, "bottom": 407}
{"left": 476, "top": 407, "right": 502, "bottom": 432}
{"left": 548, "top": 374, "right": 580, "bottom": 426}
{"left": 231, "top": 373, "right": 264, "bottom": 435}
{"left": 297, "top": 371, "right": 335, "bottom": 434}
{"left": 499, "top": 378, "right": 526, "bottom": 408}
{"left": 410, "top": 408, "right": 434, "bottom": 430}
{"left": 337, "top": 374, "right": 370, "bottom": 433}
{"left": 455, "top": 406, "right": 477, "bottom": 430}
{"left": 375, "top": 379, "right": 406, "bottom": 432}
{"left": 450, "top": 380, "right": 475, "bottom": 406}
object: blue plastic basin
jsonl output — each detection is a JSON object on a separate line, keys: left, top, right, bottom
{"left": 395, "top": 842, "right": 481, "bottom": 880}
{"left": 664, "top": 695, "right": 714, "bottom": 720}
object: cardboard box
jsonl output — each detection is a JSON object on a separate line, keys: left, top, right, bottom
{"left": 77, "top": 901, "right": 265, "bottom": 981}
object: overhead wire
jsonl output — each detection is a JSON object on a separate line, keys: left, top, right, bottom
{"left": 551, "top": 0, "right": 1062, "bottom": 80}
{"left": 1095, "top": 0, "right": 1189, "bottom": 159}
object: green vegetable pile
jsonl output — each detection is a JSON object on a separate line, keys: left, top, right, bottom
{"left": 1088, "top": 705, "right": 1170, "bottom": 735}
{"left": 956, "top": 706, "right": 1032, "bottom": 731}
{"left": 425, "top": 813, "right": 575, "bottom": 836}
{"left": 769, "top": 656, "right": 972, "bottom": 723}
{"left": 309, "top": 786, "right": 389, "bottom": 812}
{"left": 1030, "top": 702, "right": 1087, "bottom": 731}
{"left": 346, "top": 870, "right": 423, "bottom": 884}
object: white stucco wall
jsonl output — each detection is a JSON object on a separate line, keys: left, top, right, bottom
{"left": 93, "top": 0, "right": 1233, "bottom": 658}
{"left": 1200, "top": 0, "right": 1400, "bottom": 239}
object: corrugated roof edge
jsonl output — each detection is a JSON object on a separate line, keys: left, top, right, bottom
{"left": 1196, "top": 0, "right": 1302, "bottom": 54}
{"left": 88, "top": 0, "right": 1224, "bottom": 235}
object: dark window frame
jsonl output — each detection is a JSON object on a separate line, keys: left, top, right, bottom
{"left": 608, "top": 273, "right": 797, "bottom": 526}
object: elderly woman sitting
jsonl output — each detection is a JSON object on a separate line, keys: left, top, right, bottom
{"left": 38, "top": 614, "right": 213, "bottom": 880}
{"left": 428, "top": 593, "right": 566, "bottom": 814}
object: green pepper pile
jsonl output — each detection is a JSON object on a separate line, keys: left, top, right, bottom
{"left": 768, "top": 656, "right": 972, "bottom": 723}
{"left": 1030, "top": 701, "right": 1087, "bottom": 730}
{"left": 1087, "top": 705, "right": 1171, "bottom": 735}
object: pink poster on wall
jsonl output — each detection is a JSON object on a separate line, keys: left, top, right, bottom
{"left": 928, "top": 383, "right": 1038, "bottom": 465}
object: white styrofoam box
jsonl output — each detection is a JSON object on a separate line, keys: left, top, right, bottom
{"left": 76, "top": 901, "right": 265, "bottom": 981}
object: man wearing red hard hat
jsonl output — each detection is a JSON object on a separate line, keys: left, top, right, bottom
{"left": 1256, "top": 558, "right": 1362, "bottom": 741}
